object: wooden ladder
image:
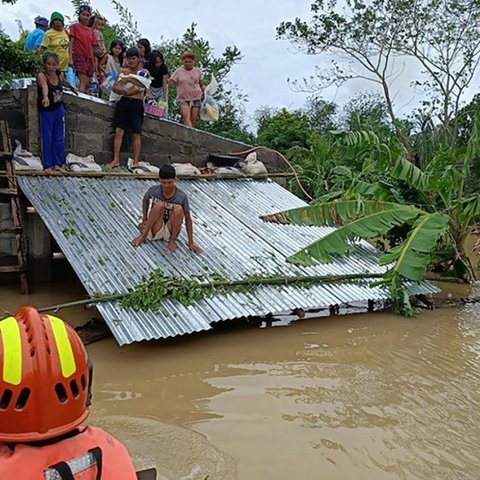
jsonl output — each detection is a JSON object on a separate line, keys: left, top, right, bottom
{"left": 0, "top": 120, "right": 29, "bottom": 294}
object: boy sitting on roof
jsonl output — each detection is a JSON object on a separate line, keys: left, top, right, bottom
{"left": 131, "top": 164, "right": 202, "bottom": 253}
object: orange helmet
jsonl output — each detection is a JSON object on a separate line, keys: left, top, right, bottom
{"left": 0, "top": 306, "right": 92, "bottom": 442}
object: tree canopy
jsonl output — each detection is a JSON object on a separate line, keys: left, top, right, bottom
{"left": 278, "top": 0, "right": 480, "bottom": 149}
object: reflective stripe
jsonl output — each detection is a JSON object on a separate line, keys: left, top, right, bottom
{"left": 0, "top": 317, "right": 22, "bottom": 385}
{"left": 44, "top": 451, "right": 97, "bottom": 479}
{"left": 48, "top": 315, "right": 76, "bottom": 378}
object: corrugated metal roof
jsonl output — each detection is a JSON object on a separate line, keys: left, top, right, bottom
{"left": 18, "top": 176, "right": 438, "bottom": 345}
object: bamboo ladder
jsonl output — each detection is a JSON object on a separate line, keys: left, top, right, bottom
{"left": 0, "top": 120, "right": 29, "bottom": 293}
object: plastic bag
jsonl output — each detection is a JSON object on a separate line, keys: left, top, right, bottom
{"left": 200, "top": 96, "right": 219, "bottom": 122}
{"left": 204, "top": 73, "right": 218, "bottom": 97}
{"left": 100, "top": 71, "right": 117, "bottom": 95}
{"left": 200, "top": 74, "right": 220, "bottom": 122}
{"left": 65, "top": 66, "right": 78, "bottom": 88}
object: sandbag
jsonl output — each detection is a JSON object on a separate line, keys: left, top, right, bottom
{"left": 215, "top": 166, "right": 244, "bottom": 177}
{"left": 65, "top": 153, "right": 102, "bottom": 172}
{"left": 238, "top": 152, "right": 268, "bottom": 175}
{"left": 171, "top": 163, "right": 201, "bottom": 176}
{"left": 127, "top": 158, "right": 159, "bottom": 175}
{"left": 12, "top": 140, "right": 43, "bottom": 170}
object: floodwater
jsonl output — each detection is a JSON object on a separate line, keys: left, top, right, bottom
{"left": 2, "top": 277, "right": 480, "bottom": 480}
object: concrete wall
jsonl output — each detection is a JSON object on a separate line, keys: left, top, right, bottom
{"left": 0, "top": 86, "right": 283, "bottom": 282}
{"left": 0, "top": 89, "right": 27, "bottom": 149}
{"left": 19, "top": 85, "right": 281, "bottom": 170}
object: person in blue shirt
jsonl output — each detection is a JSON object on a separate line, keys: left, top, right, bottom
{"left": 24, "top": 16, "right": 48, "bottom": 52}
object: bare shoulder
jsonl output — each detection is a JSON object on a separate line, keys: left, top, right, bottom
{"left": 36, "top": 71, "right": 47, "bottom": 84}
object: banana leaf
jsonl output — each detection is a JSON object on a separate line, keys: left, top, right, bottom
{"left": 391, "top": 157, "right": 429, "bottom": 191}
{"left": 284, "top": 205, "right": 422, "bottom": 265}
{"left": 261, "top": 199, "right": 419, "bottom": 227}
{"left": 379, "top": 213, "right": 449, "bottom": 281}
{"left": 462, "top": 195, "right": 480, "bottom": 219}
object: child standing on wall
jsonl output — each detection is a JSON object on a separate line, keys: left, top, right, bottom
{"left": 89, "top": 14, "right": 108, "bottom": 82}
{"left": 168, "top": 50, "right": 205, "bottom": 128}
{"left": 69, "top": 4, "right": 96, "bottom": 93}
{"left": 106, "top": 47, "right": 150, "bottom": 170}
{"left": 106, "top": 39, "right": 125, "bottom": 79}
{"left": 146, "top": 50, "right": 169, "bottom": 102}
{"left": 37, "top": 52, "right": 77, "bottom": 174}
{"left": 100, "top": 39, "right": 125, "bottom": 96}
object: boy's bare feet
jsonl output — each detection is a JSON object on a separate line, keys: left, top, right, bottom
{"left": 131, "top": 235, "right": 144, "bottom": 247}
{"left": 44, "top": 167, "right": 53, "bottom": 174}
{"left": 54, "top": 165, "right": 65, "bottom": 173}
{"left": 106, "top": 161, "right": 120, "bottom": 169}
{"left": 166, "top": 241, "right": 177, "bottom": 253}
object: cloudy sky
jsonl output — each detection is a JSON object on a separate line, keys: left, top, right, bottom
{"left": 2, "top": 0, "right": 478, "bottom": 128}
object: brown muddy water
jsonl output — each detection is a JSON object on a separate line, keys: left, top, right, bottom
{"left": 1, "top": 278, "right": 480, "bottom": 480}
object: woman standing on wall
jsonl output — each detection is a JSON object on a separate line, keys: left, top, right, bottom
{"left": 37, "top": 52, "right": 77, "bottom": 174}
{"left": 168, "top": 50, "right": 205, "bottom": 128}
{"left": 69, "top": 4, "right": 96, "bottom": 93}
{"left": 39, "top": 12, "right": 70, "bottom": 72}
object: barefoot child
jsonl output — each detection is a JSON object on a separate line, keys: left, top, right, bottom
{"left": 106, "top": 47, "right": 151, "bottom": 169}
{"left": 69, "top": 4, "right": 95, "bottom": 93}
{"left": 37, "top": 52, "right": 77, "bottom": 174}
{"left": 131, "top": 164, "right": 202, "bottom": 253}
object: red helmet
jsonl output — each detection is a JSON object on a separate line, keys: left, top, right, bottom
{"left": 0, "top": 306, "right": 92, "bottom": 442}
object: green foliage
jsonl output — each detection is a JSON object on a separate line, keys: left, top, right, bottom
{"left": 280, "top": 201, "right": 422, "bottom": 265}
{"left": 278, "top": 0, "right": 480, "bottom": 149}
{"left": 305, "top": 95, "right": 337, "bottom": 135}
{"left": 0, "top": 30, "right": 40, "bottom": 91}
{"left": 379, "top": 213, "right": 449, "bottom": 281}
{"left": 108, "top": 0, "right": 142, "bottom": 46}
{"left": 341, "top": 92, "right": 393, "bottom": 139}
{"left": 121, "top": 270, "right": 213, "bottom": 311}
{"left": 256, "top": 108, "right": 313, "bottom": 153}
{"left": 265, "top": 106, "right": 480, "bottom": 315}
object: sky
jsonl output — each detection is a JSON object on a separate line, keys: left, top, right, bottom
{"left": 2, "top": 0, "right": 478, "bottom": 129}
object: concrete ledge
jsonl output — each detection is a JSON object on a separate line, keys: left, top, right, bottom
{"left": 0, "top": 87, "right": 281, "bottom": 171}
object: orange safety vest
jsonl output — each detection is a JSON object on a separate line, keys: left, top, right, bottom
{"left": 0, "top": 426, "right": 137, "bottom": 480}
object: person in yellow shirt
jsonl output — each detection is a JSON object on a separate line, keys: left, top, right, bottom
{"left": 39, "top": 12, "right": 70, "bottom": 71}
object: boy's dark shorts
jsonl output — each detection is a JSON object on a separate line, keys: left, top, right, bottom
{"left": 114, "top": 97, "right": 144, "bottom": 134}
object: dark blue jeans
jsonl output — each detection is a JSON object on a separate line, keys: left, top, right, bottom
{"left": 39, "top": 105, "right": 65, "bottom": 169}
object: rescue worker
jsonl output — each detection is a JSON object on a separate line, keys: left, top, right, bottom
{"left": 0, "top": 306, "right": 138, "bottom": 479}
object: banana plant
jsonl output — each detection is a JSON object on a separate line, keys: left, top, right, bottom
{"left": 265, "top": 113, "right": 480, "bottom": 315}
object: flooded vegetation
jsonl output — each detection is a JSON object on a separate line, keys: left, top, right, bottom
{"left": 2, "top": 279, "right": 480, "bottom": 479}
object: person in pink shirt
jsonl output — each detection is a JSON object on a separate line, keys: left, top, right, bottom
{"left": 168, "top": 50, "right": 205, "bottom": 128}
{"left": 69, "top": 4, "right": 96, "bottom": 93}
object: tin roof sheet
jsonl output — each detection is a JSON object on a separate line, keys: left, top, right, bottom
{"left": 18, "top": 176, "right": 438, "bottom": 345}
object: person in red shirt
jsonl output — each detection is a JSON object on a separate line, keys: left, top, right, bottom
{"left": 69, "top": 4, "right": 96, "bottom": 93}
{"left": 0, "top": 306, "right": 142, "bottom": 479}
